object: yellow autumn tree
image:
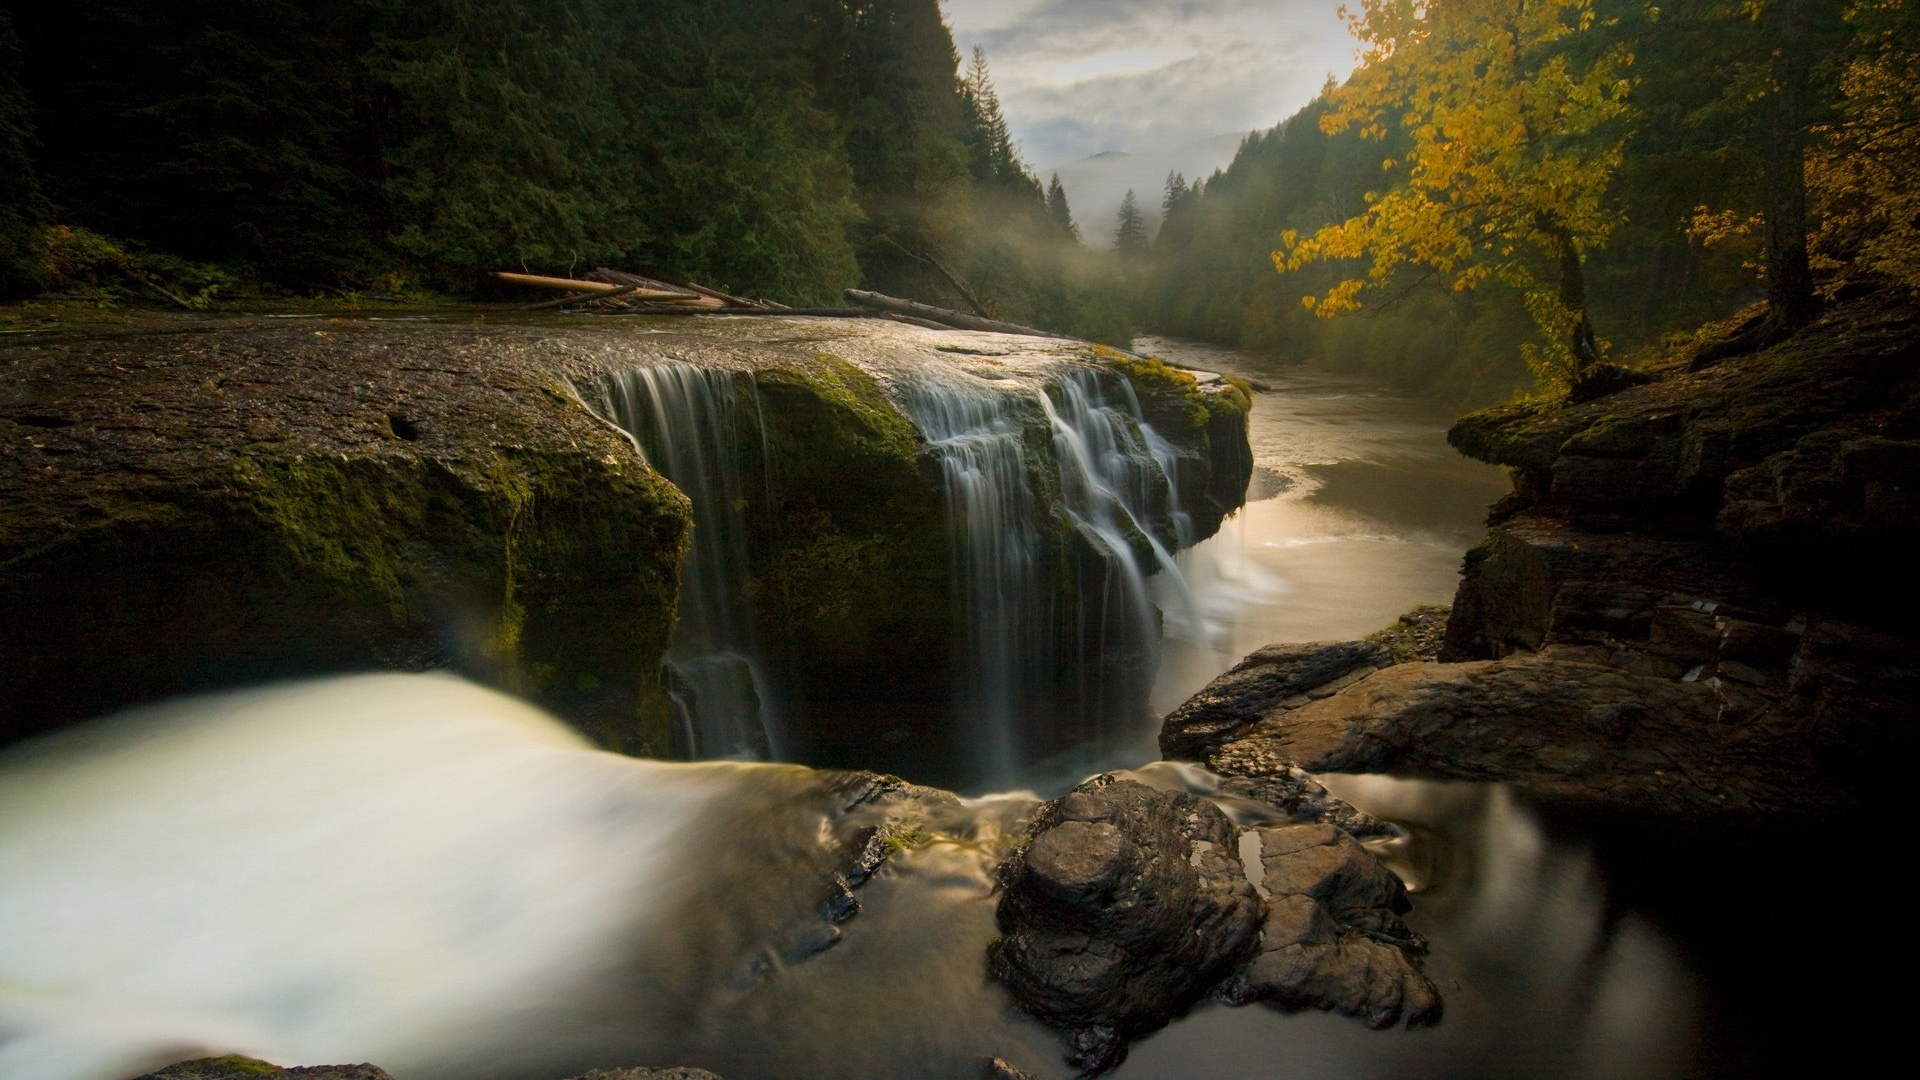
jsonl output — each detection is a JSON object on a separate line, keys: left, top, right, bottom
{"left": 1276, "top": 0, "right": 1634, "bottom": 387}
{"left": 1809, "top": 0, "right": 1920, "bottom": 293}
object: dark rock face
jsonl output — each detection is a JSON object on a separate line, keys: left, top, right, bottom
{"left": 990, "top": 777, "right": 1261, "bottom": 1073}
{"left": 1179, "top": 293, "right": 1920, "bottom": 823}
{"left": 1222, "top": 821, "right": 1438, "bottom": 1028}
{"left": 991, "top": 775, "right": 1435, "bottom": 1075}
{"left": 1159, "top": 640, "right": 1389, "bottom": 761}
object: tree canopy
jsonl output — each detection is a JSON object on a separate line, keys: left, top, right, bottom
{"left": 1, "top": 0, "right": 1124, "bottom": 338}
{"left": 1276, "top": 0, "right": 1635, "bottom": 386}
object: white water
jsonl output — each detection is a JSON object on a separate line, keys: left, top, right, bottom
{"left": 896, "top": 363, "right": 1197, "bottom": 786}
{"left": 594, "top": 365, "right": 781, "bottom": 759}
{"left": 0, "top": 675, "right": 1061, "bottom": 1080}
{"left": 597, "top": 353, "right": 1201, "bottom": 788}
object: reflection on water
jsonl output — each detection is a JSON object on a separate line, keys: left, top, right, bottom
{"left": 1119, "top": 775, "right": 1702, "bottom": 1080}
{"left": 1134, "top": 335, "right": 1510, "bottom": 716}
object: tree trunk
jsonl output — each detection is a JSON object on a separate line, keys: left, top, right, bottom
{"left": 1540, "top": 213, "right": 1601, "bottom": 375}
{"left": 1763, "top": 0, "right": 1817, "bottom": 330}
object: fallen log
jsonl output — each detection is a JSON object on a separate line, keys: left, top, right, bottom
{"left": 523, "top": 283, "right": 640, "bottom": 311}
{"left": 844, "top": 290, "right": 1069, "bottom": 339}
{"left": 495, "top": 272, "right": 621, "bottom": 294}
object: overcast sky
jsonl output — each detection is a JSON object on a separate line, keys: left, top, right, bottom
{"left": 940, "top": 0, "right": 1358, "bottom": 173}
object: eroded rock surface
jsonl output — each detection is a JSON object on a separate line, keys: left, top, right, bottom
{"left": 991, "top": 775, "right": 1433, "bottom": 1075}
{"left": 133, "top": 1058, "right": 394, "bottom": 1080}
{"left": 1223, "top": 822, "right": 1439, "bottom": 1028}
{"left": 1178, "top": 291, "right": 1920, "bottom": 821}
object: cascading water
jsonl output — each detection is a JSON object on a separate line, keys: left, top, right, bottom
{"left": 896, "top": 376, "right": 1048, "bottom": 784}
{"left": 897, "top": 363, "right": 1201, "bottom": 785}
{"left": 1038, "top": 370, "right": 1201, "bottom": 750}
{"left": 593, "top": 364, "right": 780, "bottom": 760}
{"left": 587, "top": 351, "right": 1208, "bottom": 785}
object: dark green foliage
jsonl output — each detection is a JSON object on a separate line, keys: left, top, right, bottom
{"left": 371, "top": 0, "right": 861, "bottom": 300}
{"left": 0, "top": 9, "right": 44, "bottom": 292}
{"left": 1047, "top": 173, "right": 1078, "bottom": 239}
{"left": 1113, "top": 190, "right": 1148, "bottom": 255}
{"left": 5, "top": 0, "right": 1111, "bottom": 319}
{"left": 13, "top": 1, "right": 385, "bottom": 288}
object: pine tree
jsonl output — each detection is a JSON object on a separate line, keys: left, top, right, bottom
{"left": 1113, "top": 189, "right": 1148, "bottom": 254}
{"left": 1162, "top": 171, "right": 1189, "bottom": 216}
{"left": 961, "top": 46, "right": 1036, "bottom": 197}
{"left": 1047, "top": 173, "right": 1078, "bottom": 239}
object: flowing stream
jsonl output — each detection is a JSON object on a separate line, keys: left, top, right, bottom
{"left": 0, "top": 334, "right": 1859, "bottom": 1080}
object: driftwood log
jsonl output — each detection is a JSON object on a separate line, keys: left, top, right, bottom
{"left": 844, "top": 290, "right": 1069, "bottom": 339}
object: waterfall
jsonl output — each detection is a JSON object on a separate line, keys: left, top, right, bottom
{"left": 594, "top": 364, "right": 780, "bottom": 760}
{"left": 899, "top": 364, "right": 1200, "bottom": 785}
{"left": 589, "top": 355, "right": 1204, "bottom": 785}
{"left": 896, "top": 376, "right": 1047, "bottom": 784}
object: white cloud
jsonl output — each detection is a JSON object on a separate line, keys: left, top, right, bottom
{"left": 941, "top": 0, "right": 1356, "bottom": 168}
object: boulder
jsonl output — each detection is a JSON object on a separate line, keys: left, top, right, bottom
{"left": 991, "top": 774, "right": 1438, "bottom": 1075}
{"left": 990, "top": 777, "right": 1261, "bottom": 1073}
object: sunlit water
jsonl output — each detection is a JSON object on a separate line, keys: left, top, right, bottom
{"left": 1137, "top": 335, "right": 1512, "bottom": 717}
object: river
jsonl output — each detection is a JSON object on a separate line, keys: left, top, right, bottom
{"left": 0, "top": 331, "right": 1862, "bottom": 1080}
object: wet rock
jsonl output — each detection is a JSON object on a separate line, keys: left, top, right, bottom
{"left": 1160, "top": 640, "right": 1391, "bottom": 760}
{"left": 990, "top": 776, "right": 1261, "bottom": 1072}
{"left": 1209, "top": 651, "right": 1849, "bottom": 816}
{"left": 1211, "top": 764, "right": 1391, "bottom": 838}
{"left": 1218, "top": 823, "right": 1438, "bottom": 1029}
{"left": 1257, "top": 824, "right": 1410, "bottom": 919}
{"left": 1228, "top": 938, "right": 1441, "bottom": 1029}
{"left": 132, "top": 1059, "right": 394, "bottom": 1080}
{"left": 560, "top": 1060, "right": 725, "bottom": 1068}
{"left": 984, "top": 1059, "right": 1042, "bottom": 1080}
{"left": 562, "top": 1070, "right": 724, "bottom": 1080}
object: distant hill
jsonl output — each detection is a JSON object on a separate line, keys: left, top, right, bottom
{"left": 1040, "top": 133, "right": 1245, "bottom": 245}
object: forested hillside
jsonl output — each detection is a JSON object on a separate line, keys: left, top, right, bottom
{"left": 0, "top": 1, "right": 1125, "bottom": 340}
{"left": 1145, "top": 0, "right": 1911, "bottom": 405}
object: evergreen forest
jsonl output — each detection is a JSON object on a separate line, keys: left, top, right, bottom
{"left": 0, "top": 1, "right": 1128, "bottom": 342}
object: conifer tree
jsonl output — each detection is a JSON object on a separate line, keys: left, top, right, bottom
{"left": 1162, "top": 171, "right": 1189, "bottom": 217}
{"left": 1113, "top": 189, "right": 1148, "bottom": 254}
{"left": 1047, "top": 173, "right": 1078, "bottom": 240}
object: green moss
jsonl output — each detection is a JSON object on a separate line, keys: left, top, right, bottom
{"left": 143, "top": 1056, "right": 284, "bottom": 1079}
{"left": 1102, "top": 347, "right": 1210, "bottom": 431}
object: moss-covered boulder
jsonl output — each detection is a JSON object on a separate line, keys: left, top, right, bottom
{"left": 2, "top": 316, "right": 692, "bottom": 751}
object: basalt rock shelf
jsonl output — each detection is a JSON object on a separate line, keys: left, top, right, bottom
{"left": 0, "top": 313, "right": 1250, "bottom": 780}
{"left": 1165, "top": 291, "right": 1920, "bottom": 820}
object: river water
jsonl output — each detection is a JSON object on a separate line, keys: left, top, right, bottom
{"left": 0, "top": 332, "right": 1869, "bottom": 1079}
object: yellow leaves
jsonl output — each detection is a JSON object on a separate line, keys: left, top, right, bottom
{"left": 1806, "top": 0, "right": 1920, "bottom": 292}
{"left": 1272, "top": 0, "right": 1630, "bottom": 365}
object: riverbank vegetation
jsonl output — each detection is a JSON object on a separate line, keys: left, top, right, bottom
{"left": 1144, "top": 0, "right": 1920, "bottom": 405}
{"left": 0, "top": 2, "right": 1129, "bottom": 342}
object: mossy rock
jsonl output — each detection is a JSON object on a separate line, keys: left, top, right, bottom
{"left": 1, "top": 317, "right": 691, "bottom": 752}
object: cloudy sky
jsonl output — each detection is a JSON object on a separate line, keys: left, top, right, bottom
{"left": 940, "top": 0, "right": 1358, "bottom": 173}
